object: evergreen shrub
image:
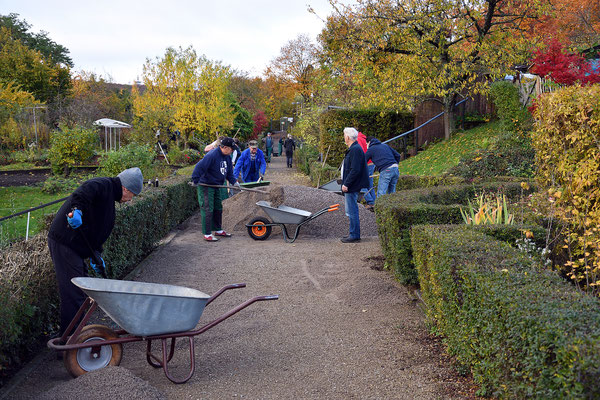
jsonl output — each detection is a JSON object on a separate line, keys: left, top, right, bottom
{"left": 375, "top": 182, "right": 532, "bottom": 284}
{"left": 412, "top": 224, "right": 600, "bottom": 398}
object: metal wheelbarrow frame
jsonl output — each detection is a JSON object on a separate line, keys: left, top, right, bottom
{"left": 245, "top": 200, "right": 339, "bottom": 243}
{"left": 48, "top": 278, "right": 278, "bottom": 384}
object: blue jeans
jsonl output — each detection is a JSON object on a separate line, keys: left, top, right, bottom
{"left": 377, "top": 165, "right": 399, "bottom": 197}
{"left": 360, "top": 164, "right": 376, "bottom": 205}
{"left": 344, "top": 191, "right": 360, "bottom": 239}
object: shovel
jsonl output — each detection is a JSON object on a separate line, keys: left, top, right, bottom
{"left": 188, "top": 181, "right": 268, "bottom": 194}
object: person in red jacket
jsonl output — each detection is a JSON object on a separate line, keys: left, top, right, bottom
{"left": 357, "top": 131, "right": 376, "bottom": 210}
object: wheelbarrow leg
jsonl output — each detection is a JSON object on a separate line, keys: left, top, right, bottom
{"left": 146, "top": 338, "right": 176, "bottom": 368}
{"left": 161, "top": 337, "right": 196, "bottom": 384}
{"left": 281, "top": 224, "right": 302, "bottom": 244}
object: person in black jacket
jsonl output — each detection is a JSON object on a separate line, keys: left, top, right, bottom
{"left": 364, "top": 136, "right": 401, "bottom": 197}
{"left": 47, "top": 167, "right": 144, "bottom": 337}
{"left": 284, "top": 134, "right": 296, "bottom": 168}
{"left": 341, "top": 127, "right": 369, "bottom": 243}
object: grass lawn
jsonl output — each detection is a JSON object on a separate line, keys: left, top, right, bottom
{"left": 398, "top": 120, "right": 503, "bottom": 176}
{"left": 0, "top": 186, "right": 71, "bottom": 244}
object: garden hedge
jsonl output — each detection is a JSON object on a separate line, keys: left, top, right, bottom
{"left": 375, "top": 181, "right": 534, "bottom": 284}
{"left": 319, "top": 108, "right": 413, "bottom": 167}
{"left": 0, "top": 176, "right": 198, "bottom": 385}
{"left": 411, "top": 224, "right": 600, "bottom": 398}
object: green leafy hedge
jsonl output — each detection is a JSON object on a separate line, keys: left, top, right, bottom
{"left": 411, "top": 224, "right": 600, "bottom": 398}
{"left": 319, "top": 108, "right": 413, "bottom": 167}
{"left": 0, "top": 176, "right": 198, "bottom": 384}
{"left": 103, "top": 177, "right": 198, "bottom": 278}
{"left": 375, "top": 182, "right": 533, "bottom": 284}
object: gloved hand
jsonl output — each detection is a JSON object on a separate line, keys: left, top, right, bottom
{"left": 259, "top": 174, "right": 264, "bottom": 180}
{"left": 233, "top": 181, "right": 241, "bottom": 189}
{"left": 67, "top": 209, "right": 82, "bottom": 229}
{"left": 90, "top": 251, "right": 106, "bottom": 278}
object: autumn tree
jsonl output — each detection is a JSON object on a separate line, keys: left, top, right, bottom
{"left": 527, "top": 0, "right": 600, "bottom": 49}
{"left": 531, "top": 39, "right": 600, "bottom": 85}
{"left": 265, "top": 34, "right": 319, "bottom": 103}
{"left": 132, "top": 46, "right": 234, "bottom": 147}
{"left": 252, "top": 111, "right": 267, "bottom": 138}
{"left": 63, "top": 71, "right": 132, "bottom": 128}
{"left": 0, "top": 13, "right": 72, "bottom": 67}
{"left": 319, "top": 0, "right": 549, "bottom": 139}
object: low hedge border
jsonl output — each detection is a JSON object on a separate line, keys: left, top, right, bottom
{"left": 0, "top": 176, "right": 198, "bottom": 384}
{"left": 375, "top": 181, "right": 534, "bottom": 284}
{"left": 411, "top": 224, "right": 600, "bottom": 398}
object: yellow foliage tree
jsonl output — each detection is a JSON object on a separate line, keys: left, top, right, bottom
{"left": 132, "top": 46, "right": 234, "bottom": 147}
{"left": 319, "top": 0, "right": 551, "bottom": 139}
{"left": 0, "top": 81, "right": 38, "bottom": 148}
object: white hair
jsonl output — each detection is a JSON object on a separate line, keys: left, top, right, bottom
{"left": 343, "top": 127, "right": 359, "bottom": 141}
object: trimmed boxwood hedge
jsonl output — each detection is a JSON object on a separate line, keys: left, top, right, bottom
{"left": 375, "top": 181, "right": 534, "bottom": 284}
{"left": 411, "top": 224, "right": 600, "bottom": 398}
{"left": 103, "top": 177, "right": 198, "bottom": 278}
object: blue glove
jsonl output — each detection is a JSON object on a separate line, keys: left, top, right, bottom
{"left": 67, "top": 209, "right": 82, "bottom": 229}
{"left": 90, "top": 253, "right": 106, "bottom": 278}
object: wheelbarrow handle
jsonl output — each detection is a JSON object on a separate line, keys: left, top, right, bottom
{"left": 206, "top": 283, "right": 246, "bottom": 306}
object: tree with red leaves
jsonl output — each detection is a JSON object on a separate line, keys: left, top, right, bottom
{"left": 252, "top": 111, "right": 267, "bottom": 139}
{"left": 531, "top": 39, "right": 600, "bottom": 86}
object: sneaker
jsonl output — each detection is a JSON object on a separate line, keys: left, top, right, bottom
{"left": 213, "top": 230, "right": 232, "bottom": 237}
{"left": 204, "top": 234, "right": 219, "bottom": 242}
{"left": 341, "top": 236, "right": 361, "bottom": 243}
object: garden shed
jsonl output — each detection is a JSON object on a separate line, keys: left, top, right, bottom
{"left": 93, "top": 118, "right": 131, "bottom": 151}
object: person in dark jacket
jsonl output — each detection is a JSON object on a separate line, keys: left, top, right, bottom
{"left": 284, "top": 134, "right": 296, "bottom": 168}
{"left": 191, "top": 137, "right": 238, "bottom": 242}
{"left": 234, "top": 140, "right": 266, "bottom": 182}
{"left": 48, "top": 167, "right": 144, "bottom": 336}
{"left": 365, "top": 137, "right": 401, "bottom": 197}
{"left": 265, "top": 132, "right": 273, "bottom": 163}
{"left": 341, "top": 127, "right": 369, "bottom": 243}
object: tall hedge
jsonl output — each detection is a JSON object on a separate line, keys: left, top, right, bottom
{"left": 531, "top": 84, "right": 600, "bottom": 295}
{"left": 319, "top": 108, "right": 413, "bottom": 167}
{"left": 412, "top": 224, "right": 600, "bottom": 398}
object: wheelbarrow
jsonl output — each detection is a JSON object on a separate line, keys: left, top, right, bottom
{"left": 246, "top": 200, "right": 339, "bottom": 243}
{"left": 48, "top": 277, "right": 278, "bottom": 384}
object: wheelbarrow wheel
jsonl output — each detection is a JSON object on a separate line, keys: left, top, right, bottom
{"left": 247, "top": 217, "right": 272, "bottom": 240}
{"left": 64, "top": 324, "right": 123, "bottom": 377}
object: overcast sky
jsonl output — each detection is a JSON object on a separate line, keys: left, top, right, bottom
{"left": 1, "top": 0, "right": 342, "bottom": 84}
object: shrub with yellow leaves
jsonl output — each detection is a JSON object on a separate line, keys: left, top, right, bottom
{"left": 531, "top": 84, "right": 600, "bottom": 295}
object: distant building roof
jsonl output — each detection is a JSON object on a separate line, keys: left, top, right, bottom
{"left": 93, "top": 118, "right": 131, "bottom": 128}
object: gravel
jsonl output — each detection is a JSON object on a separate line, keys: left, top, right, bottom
{"left": 36, "top": 366, "right": 166, "bottom": 400}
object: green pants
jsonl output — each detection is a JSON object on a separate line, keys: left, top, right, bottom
{"left": 197, "top": 186, "right": 224, "bottom": 235}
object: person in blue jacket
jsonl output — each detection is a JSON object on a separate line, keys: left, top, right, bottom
{"left": 341, "top": 127, "right": 369, "bottom": 243}
{"left": 191, "top": 137, "right": 238, "bottom": 242}
{"left": 365, "top": 136, "right": 401, "bottom": 197}
{"left": 234, "top": 140, "right": 266, "bottom": 183}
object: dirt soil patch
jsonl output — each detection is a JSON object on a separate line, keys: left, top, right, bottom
{"left": 2, "top": 155, "right": 479, "bottom": 399}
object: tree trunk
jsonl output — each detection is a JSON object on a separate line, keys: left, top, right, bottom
{"left": 443, "top": 97, "right": 455, "bottom": 140}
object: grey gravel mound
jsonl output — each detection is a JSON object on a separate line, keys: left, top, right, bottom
{"left": 37, "top": 366, "right": 166, "bottom": 400}
{"left": 223, "top": 184, "right": 377, "bottom": 238}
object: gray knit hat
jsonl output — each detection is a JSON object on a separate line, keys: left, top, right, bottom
{"left": 118, "top": 167, "right": 143, "bottom": 195}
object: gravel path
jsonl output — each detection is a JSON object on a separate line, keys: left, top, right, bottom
{"left": 3, "top": 153, "right": 477, "bottom": 399}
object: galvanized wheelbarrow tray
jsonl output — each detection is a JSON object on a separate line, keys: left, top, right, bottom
{"left": 48, "top": 277, "right": 278, "bottom": 384}
{"left": 245, "top": 200, "right": 339, "bottom": 243}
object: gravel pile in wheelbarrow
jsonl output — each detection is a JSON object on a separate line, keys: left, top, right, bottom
{"left": 37, "top": 366, "right": 166, "bottom": 400}
{"left": 223, "top": 184, "right": 378, "bottom": 238}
